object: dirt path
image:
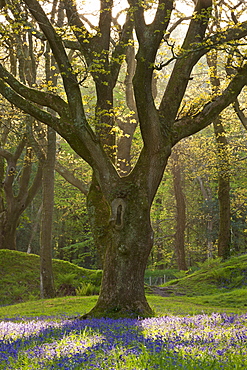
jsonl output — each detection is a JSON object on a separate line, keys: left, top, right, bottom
{"left": 150, "top": 286, "right": 186, "bottom": 297}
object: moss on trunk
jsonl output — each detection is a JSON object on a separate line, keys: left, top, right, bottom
{"left": 84, "top": 183, "right": 155, "bottom": 318}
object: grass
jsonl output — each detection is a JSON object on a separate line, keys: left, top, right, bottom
{"left": 1, "top": 251, "right": 247, "bottom": 369}
{"left": 0, "top": 292, "right": 246, "bottom": 320}
{"left": 0, "top": 296, "right": 98, "bottom": 319}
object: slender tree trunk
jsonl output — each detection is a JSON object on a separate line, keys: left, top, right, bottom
{"left": 27, "top": 203, "right": 42, "bottom": 253}
{"left": 0, "top": 156, "right": 5, "bottom": 248}
{"left": 197, "top": 176, "right": 214, "bottom": 259}
{"left": 0, "top": 131, "right": 42, "bottom": 250}
{"left": 207, "top": 52, "right": 231, "bottom": 260}
{"left": 40, "top": 126, "right": 56, "bottom": 299}
{"left": 153, "top": 198, "right": 165, "bottom": 270}
{"left": 40, "top": 30, "right": 59, "bottom": 298}
{"left": 171, "top": 150, "right": 187, "bottom": 271}
{"left": 213, "top": 118, "right": 231, "bottom": 259}
{"left": 57, "top": 217, "right": 65, "bottom": 260}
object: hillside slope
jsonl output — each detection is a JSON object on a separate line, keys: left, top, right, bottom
{"left": 162, "top": 254, "right": 247, "bottom": 296}
{"left": 1, "top": 250, "right": 247, "bottom": 307}
{"left": 0, "top": 249, "right": 102, "bottom": 305}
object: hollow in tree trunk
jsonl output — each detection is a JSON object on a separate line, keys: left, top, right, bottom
{"left": 85, "top": 180, "right": 155, "bottom": 318}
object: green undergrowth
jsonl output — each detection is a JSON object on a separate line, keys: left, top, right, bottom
{"left": 0, "top": 249, "right": 102, "bottom": 305}
{"left": 162, "top": 254, "right": 247, "bottom": 296}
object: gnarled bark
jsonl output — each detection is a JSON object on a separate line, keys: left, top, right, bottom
{"left": 86, "top": 181, "right": 155, "bottom": 318}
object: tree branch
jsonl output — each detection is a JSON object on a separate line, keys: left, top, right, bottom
{"left": 2, "top": 135, "right": 26, "bottom": 202}
{"left": 0, "top": 79, "right": 64, "bottom": 133}
{"left": 128, "top": 0, "right": 173, "bottom": 150}
{"left": 0, "top": 63, "right": 70, "bottom": 118}
{"left": 55, "top": 161, "right": 89, "bottom": 195}
{"left": 233, "top": 98, "right": 247, "bottom": 130}
{"left": 64, "top": 0, "right": 94, "bottom": 63}
{"left": 13, "top": 135, "right": 27, "bottom": 161}
{"left": 17, "top": 146, "right": 33, "bottom": 201}
{"left": 173, "top": 63, "right": 247, "bottom": 143}
{"left": 24, "top": 161, "right": 43, "bottom": 208}
{"left": 23, "top": 0, "right": 86, "bottom": 125}
{"left": 110, "top": 12, "right": 134, "bottom": 87}
{"left": 128, "top": 0, "right": 173, "bottom": 59}
{"left": 0, "top": 147, "right": 12, "bottom": 161}
{"left": 159, "top": 0, "right": 213, "bottom": 123}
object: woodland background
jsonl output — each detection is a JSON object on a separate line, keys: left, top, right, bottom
{"left": 0, "top": 0, "right": 247, "bottom": 275}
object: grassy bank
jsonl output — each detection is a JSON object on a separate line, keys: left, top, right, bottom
{"left": 1, "top": 250, "right": 247, "bottom": 319}
{"left": 0, "top": 249, "right": 102, "bottom": 305}
{"left": 162, "top": 254, "right": 247, "bottom": 296}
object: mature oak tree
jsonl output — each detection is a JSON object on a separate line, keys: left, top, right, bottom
{"left": 0, "top": 0, "right": 247, "bottom": 317}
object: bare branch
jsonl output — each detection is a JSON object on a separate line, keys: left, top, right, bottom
{"left": 55, "top": 161, "right": 89, "bottom": 195}
{"left": 0, "top": 63, "right": 70, "bottom": 118}
{"left": 173, "top": 63, "right": 247, "bottom": 143}
{"left": 233, "top": 98, "right": 247, "bottom": 130}
{"left": 23, "top": 0, "right": 86, "bottom": 125}
{"left": 159, "top": 0, "right": 213, "bottom": 124}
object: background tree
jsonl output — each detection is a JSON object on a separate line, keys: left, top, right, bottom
{"left": 0, "top": 114, "right": 43, "bottom": 250}
{"left": 171, "top": 147, "right": 187, "bottom": 270}
{"left": 39, "top": 0, "right": 62, "bottom": 300}
{"left": 207, "top": 50, "right": 231, "bottom": 260}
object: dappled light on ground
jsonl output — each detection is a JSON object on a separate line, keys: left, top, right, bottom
{"left": 0, "top": 313, "right": 246, "bottom": 369}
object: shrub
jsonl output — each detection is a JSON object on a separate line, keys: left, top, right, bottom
{"left": 76, "top": 282, "right": 100, "bottom": 296}
{"left": 56, "top": 273, "right": 78, "bottom": 296}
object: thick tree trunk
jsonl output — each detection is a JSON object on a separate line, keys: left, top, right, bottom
{"left": 0, "top": 213, "right": 19, "bottom": 250}
{"left": 85, "top": 187, "right": 154, "bottom": 318}
{"left": 86, "top": 176, "right": 111, "bottom": 268}
{"left": 4, "top": 0, "right": 245, "bottom": 320}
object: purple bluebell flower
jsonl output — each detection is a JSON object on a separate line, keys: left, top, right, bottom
{"left": 0, "top": 313, "right": 246, "bottom": 369}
